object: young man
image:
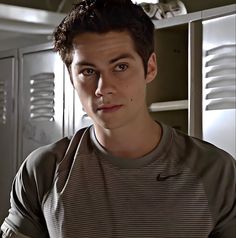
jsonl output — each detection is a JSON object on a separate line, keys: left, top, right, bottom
{"left": 1, "top": 0, "right": 235, "bottom": 237}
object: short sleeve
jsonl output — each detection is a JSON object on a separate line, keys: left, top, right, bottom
{"left": 0, "top": 145, "right": 58, "bottom": 238}
{"left": 209, "top": 156, "right": 236, "bottom": 238}
{"left": 1, "top": 135, "right": 72, "bottom": 238}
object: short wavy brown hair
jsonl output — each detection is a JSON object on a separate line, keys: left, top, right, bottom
{"left": 53, "top": 0, "right": 154, "bottom": 75}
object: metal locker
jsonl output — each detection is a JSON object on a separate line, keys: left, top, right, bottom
{"left": 18, "top": 43, "right": 64, "bottom": 165}
{"left": 202, "top": 14, "right": 236, "bottom": 158}
{"left": 0, "top": 50, "right": 18, "bottom": 223}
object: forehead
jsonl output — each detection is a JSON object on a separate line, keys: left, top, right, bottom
{"left": 72, "top": 31, "right": 137, "bottom": 57}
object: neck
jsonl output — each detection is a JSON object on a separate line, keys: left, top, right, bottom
{"left": 93, "top": 116, "right": 162, "bottom": 159}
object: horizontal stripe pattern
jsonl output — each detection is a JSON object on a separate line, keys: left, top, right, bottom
{"left": 42, "top": 126, "right": 214, "bottom": 238}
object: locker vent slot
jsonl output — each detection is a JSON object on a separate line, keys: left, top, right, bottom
{"left": 30, "top": 73, "right": 55, "bottom": 121}
{"left": 204, "top": 44, "right": 236, "bottom": 110}
{"left": 0, "top": 81, "right": 7, "bottom": 124}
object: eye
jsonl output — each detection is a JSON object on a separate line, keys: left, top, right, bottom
{"left": 80, "top": 68, "right": 96, "bottom": 76}
{"left": 114, "top": 63, "right": 128, "bottom": 72}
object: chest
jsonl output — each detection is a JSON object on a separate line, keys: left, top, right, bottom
{"left": 42, "top": 160, "right": 213, "bottom": 237}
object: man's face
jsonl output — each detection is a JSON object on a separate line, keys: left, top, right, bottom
{"left": 71, "top": 31, "right": 156, "bottom": 130}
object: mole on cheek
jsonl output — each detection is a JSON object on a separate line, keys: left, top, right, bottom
{"left": 130, "top": 98, "right": 133, "bottom": 102}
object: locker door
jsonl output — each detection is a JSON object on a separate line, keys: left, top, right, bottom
{"left": 202, "top": 14, "right": 236, "bottom": 158}
{"left": 18, "top": 43, "right": 64, "bottom": 165}
{"left": 0, "top": 50, "right": 17, "bottom": 223}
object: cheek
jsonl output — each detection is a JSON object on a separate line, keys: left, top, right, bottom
{"left": 74, "top": 80, "right": 95, "bottom": 97}
{"left": 74, "top": 83, "right": 92, "bottom": 109}
{"left": 125, "top": 80, "right": 146, "bottom": 103}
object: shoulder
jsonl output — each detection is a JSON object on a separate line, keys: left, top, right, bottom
{"left": 167, "top": 126, "right": 236, "bottom": 195}
{"left": 1, "top": 128, "right": 90, "bottom": 237}
{"left": 170, "top": 127, "right": 236, "bottom": 232}
{"left": 20, "top": 136, "right": 71, "bottom": 179}
{"left": 14, "top": 136, "right": 71, "bottom": 205}
{"left": 171, "top": 127, "right": 235, "bottom": 173}
{"left": 17, "top": 127, "right": 90, "bottom": 201}
{"left": 22, "top": 127, "right": 89, "bottom": 173}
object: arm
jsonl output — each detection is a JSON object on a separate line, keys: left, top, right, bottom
{"left": 1, "top": 147, "right": 53, "bottom": 238}
{"left": 1, "top": 223, "right": 32, "bottom": 238}
{"left": 1, "top": 129, "right": 85, "bottom": 238}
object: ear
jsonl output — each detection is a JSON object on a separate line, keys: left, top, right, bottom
{"left": 145, "top": 52, "right": 157, "bottom": 84}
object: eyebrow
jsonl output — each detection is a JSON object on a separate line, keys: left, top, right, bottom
{"left": 109, "top": 53, "right": 135, "bottom": 64}
{"left": 75, "top": 61, "right": 95, "bottom": 67}
{"left": 75, "top": 53, "right": 135, "bottom": 67}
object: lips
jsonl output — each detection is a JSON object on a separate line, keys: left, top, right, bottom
{"left": 97, "top": 104, "right": 123, "bottom": 113}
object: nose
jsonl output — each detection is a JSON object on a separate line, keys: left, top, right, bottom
{"left": 95, "top": 73, "right": 116, "bottom": 97}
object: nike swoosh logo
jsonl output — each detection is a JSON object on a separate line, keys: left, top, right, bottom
{"left": 156, "top": 172, "right": 182, "bottom": 181}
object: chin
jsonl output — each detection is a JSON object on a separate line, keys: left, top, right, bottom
{"left": 94, "top": 119, "right": 124, "bottom": 131}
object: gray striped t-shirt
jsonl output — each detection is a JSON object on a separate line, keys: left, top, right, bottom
{"left": 1, "top": 123, "right": 236, "bottom": 237}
